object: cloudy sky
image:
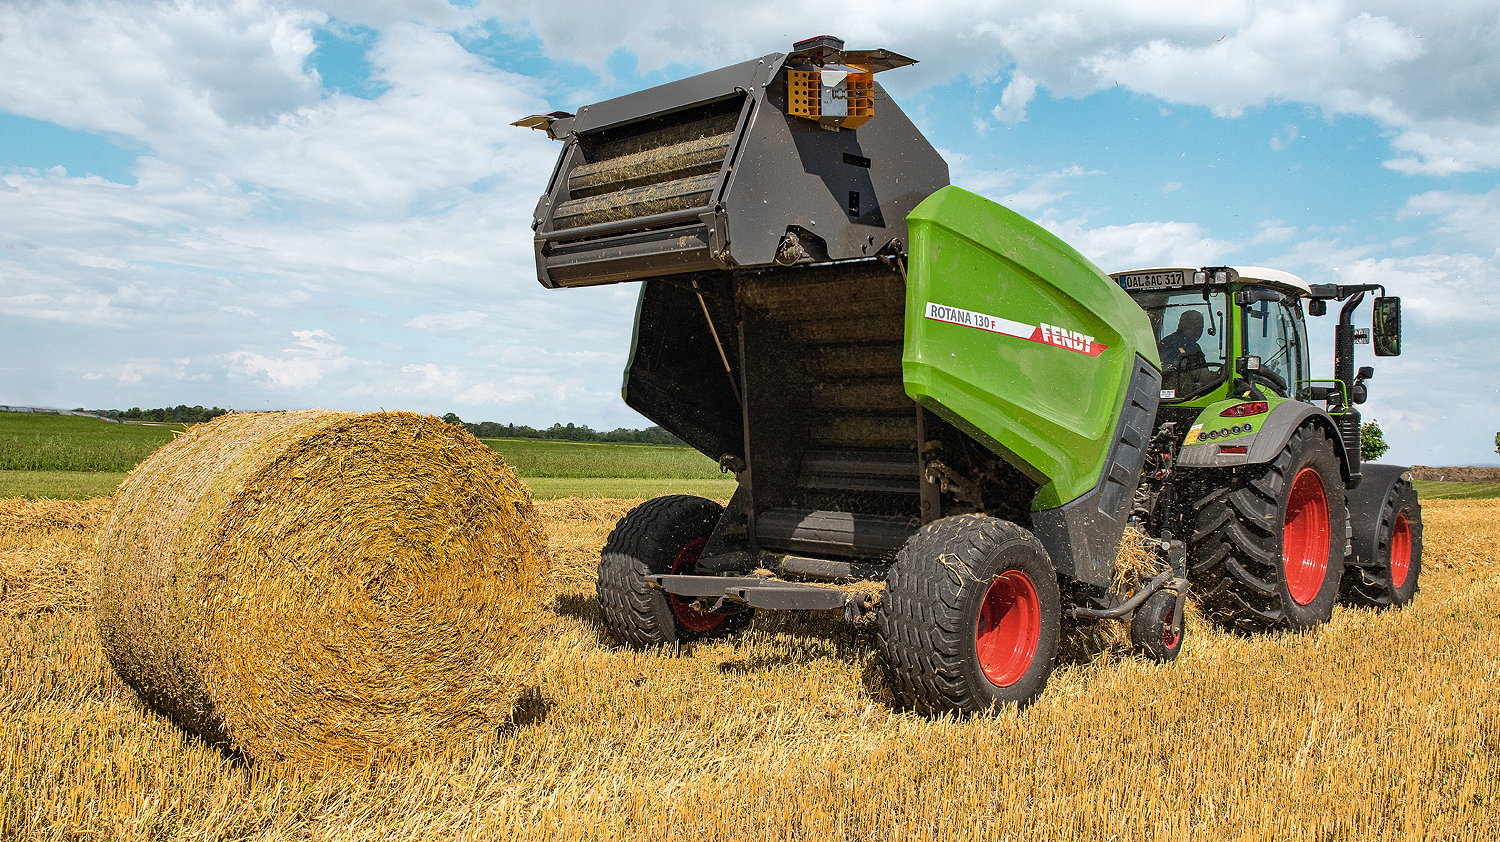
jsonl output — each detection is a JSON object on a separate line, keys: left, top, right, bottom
{"left": 1, "top": 0, "right": 1496, "bottom": 464}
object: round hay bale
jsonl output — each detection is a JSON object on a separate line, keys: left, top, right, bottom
{"left": 92, "top": 410, "right": 549, "bottom": 767}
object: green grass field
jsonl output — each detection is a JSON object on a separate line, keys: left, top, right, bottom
{"left": 0, "top": 413, "right": 182, "bottom": 471}
{"left": 1412, "top": 480, "right": 1500, "bottom": 500}
{"left": 477, "top": 436, "right": 725, "bottom": 479}
{"left": 1, "top": 410, "right": 1494, "bottom": 503}
{"left": 0, "top": 412, "right": 732, "bottom": 500}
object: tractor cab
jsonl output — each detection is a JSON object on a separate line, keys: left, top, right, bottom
{"left": 1113, "top": 266, "right": 1314, "bottom": 408}
{"left": 1113, "top": 264, "right": 1404, "bottom": 486}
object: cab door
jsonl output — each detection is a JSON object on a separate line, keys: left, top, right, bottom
{"left": 1242, "top": 295, "right": 1307, "bottom": 399}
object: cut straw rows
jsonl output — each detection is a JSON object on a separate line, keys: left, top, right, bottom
{"left": 1, "top": 496, "right": 1496, "bottom": 840}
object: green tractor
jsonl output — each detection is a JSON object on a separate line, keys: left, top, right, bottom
{"left": 517, "top": 35, "right": 1422, "bottom": 713}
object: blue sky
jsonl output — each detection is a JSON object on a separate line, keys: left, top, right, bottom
{"left": 1, "top": 1, "right": 1497, "bottom": 464}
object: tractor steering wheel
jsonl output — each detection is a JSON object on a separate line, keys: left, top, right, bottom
{"left": 1247, "top": 368, "right": 1288, "bottom": 395}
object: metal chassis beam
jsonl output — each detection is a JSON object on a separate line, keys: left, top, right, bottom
{"left": 647, "top": 574, "right": 872, "bottom": 614}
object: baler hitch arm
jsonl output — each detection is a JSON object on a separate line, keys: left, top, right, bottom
{"left": 1069, "top": 538, "right": 1187, "bottom": 625}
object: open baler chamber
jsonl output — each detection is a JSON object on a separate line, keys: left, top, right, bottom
{"left": 520, "top": 37, "right": 1161, "bottom": 594}
{"left": 523, "top": 35, "right": 945, "bottom": 287}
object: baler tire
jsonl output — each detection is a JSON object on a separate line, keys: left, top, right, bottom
{"left": 597, "top": 495, "right": 751, "bottom": 648}
{"left": 1129, "top": 589, "right": 1184, "bottom": 663}
{"left": 1187, "top": 424, "right": 1346, "bottom": 632}
{"left": 1341, "top": 479, "right": 1423, "bottom": 609}
{"left": 875, "top": 515, "right": 1061, "bottom": 714}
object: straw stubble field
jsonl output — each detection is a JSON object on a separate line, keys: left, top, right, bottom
{"left": 2, "top": 495, "right": 1497, "bottom": 841}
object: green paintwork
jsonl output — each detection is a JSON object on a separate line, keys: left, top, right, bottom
{"left": 902, "top": 186, "right": 1160, "bottom": 509}
{"left": 1303, "top": 379, "right": 1351, "bottom": 416}
{"left": 1147, "top": 280, "right": 1312, "bottom": 416}
{"left": 1183, "top": 396, "right": 1286, "bottom": 445}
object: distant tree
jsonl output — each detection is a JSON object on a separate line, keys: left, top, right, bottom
{"left": 1360, "top": 419, "right": 1390, "bottom": 461}
{"left": 97, "top": 406, "right": 230, "bottom": 423}
{"left": 453, "top": 418, "right": 688, "bottom": 445}
{"left": 440, "top": 412, "right": 464, "bottom": 428}
{"left": 1494, "top": 431, "right": 1499, "bottom": 455}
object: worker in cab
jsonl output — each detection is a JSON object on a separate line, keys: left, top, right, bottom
{"left": 1159, "top": 310, "right": 1206, "bottom": 370}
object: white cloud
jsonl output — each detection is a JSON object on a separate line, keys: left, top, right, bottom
{"left": 404, "top": 311, "right": 491, "bottom": 331}
{"left": 83, "top": 358, "right": 212, "bottom": 386}
{"left": 492, "top": 2, "right": 1500, "bottom": 175}
{"left": 1385, "top": 124, "right": 1500, "bottom": 176}
{"left": 1269, "top": 124, "right": 1300, "bottom": 151}
{"left": 1, "top": 1, "right": 1496, "bottom": 461}
{"left": 992, "top": 72, "right": 1037, "bottom": 124}
{"left": 943, "top": 155, "right": 1102, "bottom": 214}
{"left": 1337, "top": 254, "right": 1498, "bottom": 325}
{"left": 0, "top": 0, "right": 324, "bottom": 137}
{"left": 1399, "top": 187, "right": 1500, "bottom": 253}
{"left": 1041, "top": 217, "right": 1236, "bottom": 272}
{"left": 227, "top": 329, "right": 353, "bottom": 389}
{"left": 221, "top": 23, "right": 552, "bottom": 210}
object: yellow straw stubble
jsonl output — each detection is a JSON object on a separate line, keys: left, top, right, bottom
{"left": 91, "top": 410, "right": 549, "bottom": 768}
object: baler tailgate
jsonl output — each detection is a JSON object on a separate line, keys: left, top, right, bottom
{"left": 902, "top": 186, "right": 1159, "bottom": 510}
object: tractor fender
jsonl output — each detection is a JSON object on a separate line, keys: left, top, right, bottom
{"left": 1177, "top": 401, "right": 1352, "bottom": 482}
{"left": 1345, "top": 462, "right": 1418, "bottom": 566}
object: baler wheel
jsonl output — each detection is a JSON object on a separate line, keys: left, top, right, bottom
{"left": 597, "top": 495, "right": 752, "bottom": 647}
{"left": 1129, "top": 589, "right": 1184, "bottom": 662}
{"left": 1341, "top": 479, "right": 1423, "bottom": 608}
{"left": 875, "top": 515, "right": 1061, "bottom": 713}
{"left": 1187, "top": 425, "right": 1345, "bottom": 632}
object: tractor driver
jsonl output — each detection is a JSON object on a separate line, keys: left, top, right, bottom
{"left": 1159, "top": 310, "right": 1206, "bottom": 371}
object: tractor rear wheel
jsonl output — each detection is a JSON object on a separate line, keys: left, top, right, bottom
{"left": 1342, "top": 479, "right": 1423, "bottom": 608}
{"left": 876, "top": 515, "right": 1061, "bottom": 713}
{"left": 597, "top": 495, "right": 752, "bottom": 647}
{"left": 1187, "top": 425, "right": 1346, "bottom": 632}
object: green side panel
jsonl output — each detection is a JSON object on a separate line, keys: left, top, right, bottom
{"left": 1182, "top": 396, "right": 1286, "bottom": 446}
{"left": 903, "top": 186, "right": 1160, "bottom": 509}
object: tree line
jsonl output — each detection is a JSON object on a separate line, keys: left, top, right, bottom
{"left": 439, "top": 414, "right": 684, "bottom": 446}
{"left": 96, "top": 405, "right": 234, "bottom": 423}
{"left": 94, "top": 407, "right": 1422, "bottom": 457}
{"left": 93, "top": 406, "right": 685, "bottom": 446}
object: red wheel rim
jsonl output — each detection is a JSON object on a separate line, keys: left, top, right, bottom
{"left": 1389, "top": 513, "right": 1412, "bottom": 588}
{"left": 1161, "top": 605, "right": 1181, "bottom": 650}
{"left": 667, "top": 538, "right": 724, "bottom": 632}
{"left": 1283, "top": 467, "right": 1331, "bottom": 606}
{"left": 975, "top": 569, "right": 1041, "bottom": 688}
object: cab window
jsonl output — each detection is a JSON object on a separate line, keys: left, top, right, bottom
{"left": 1242, "top": 297, "right": 1305, "bottom": 398}
{"left": 1132, "top": 289, "right": 1228, "bottom": 402}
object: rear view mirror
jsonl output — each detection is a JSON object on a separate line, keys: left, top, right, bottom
{"left": 1373, "top": 296, "right": 1402, "bottom": 356}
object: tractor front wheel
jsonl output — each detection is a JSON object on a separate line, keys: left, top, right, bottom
{"left": 1188, "top": 425, "right": 1346, "bottom": 632}
{"left": 876, "top": 515, "right": 1061, "bottom": 713}
{"left": 1130, "top": 588, "right": 1184, "bottom": 662}
{"left": 597, "top": 495, "right": 752, "bottom": 647}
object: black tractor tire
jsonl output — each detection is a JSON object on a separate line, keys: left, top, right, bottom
{"left": 1341, "top": 479, "right": 1423, "bottom": 609}
{"left": 597, "top": 495, "right": 752, "bottom": 647}
{"left": 1187, "top": 424, "right": 1346, "bottom": 632}
{"left": 1129, "top": 589, "right": 1184, "bottom": 663}
{"left": 875, "top": 515, "right": 1062, "bottom": 714}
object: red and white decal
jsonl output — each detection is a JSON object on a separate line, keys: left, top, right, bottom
{"left": 923, "top": 302, "right": 1108, "bottom": 358}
